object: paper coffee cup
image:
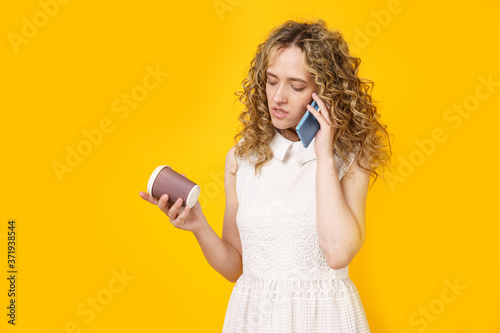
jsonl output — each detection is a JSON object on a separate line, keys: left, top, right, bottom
{"left": 147, "top": 165, "right": 201, "bottom": 208}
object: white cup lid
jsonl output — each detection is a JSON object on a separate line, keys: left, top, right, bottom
{"left": 147, "top": 165, "right": 171, "bottom": 195}
{"left": 186, "top": 185, "right": 201, "bottom": 208}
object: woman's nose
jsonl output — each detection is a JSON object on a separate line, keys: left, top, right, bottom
{"left": 273, "top": 85, "right": 287, "bottom": 104}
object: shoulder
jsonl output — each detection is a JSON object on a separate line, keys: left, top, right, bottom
{"left": 225, "top": 145, "right": 237, "bottom": 175}
{"left": 341, "top": 152, "right": 371, "bottom": 186}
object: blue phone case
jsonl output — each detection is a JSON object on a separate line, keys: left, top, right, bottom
{"left": 296, "top": 100, "right": 320, "bottom": 148}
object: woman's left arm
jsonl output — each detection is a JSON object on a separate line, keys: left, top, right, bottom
{"left": 316, "top": 154, "right": 370, "bottom": 270}
{"left": 307, "top": 92, "right": 371, "bottom": 270}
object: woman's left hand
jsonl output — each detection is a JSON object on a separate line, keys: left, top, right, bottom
{"left": 307, "top": 92, "right": 337, "bottom": 158}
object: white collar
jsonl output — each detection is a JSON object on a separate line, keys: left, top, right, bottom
{"left": 269, "top": 129, "right": 317, "bottom": 164}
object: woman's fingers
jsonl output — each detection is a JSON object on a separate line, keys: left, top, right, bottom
{"left": 139, "top": 191, "right": 159, "bottom": 205}
{"left": 168, "top": 198, "right": 190, "bottom": 228}
{"left": 162, "top": 196, "right": 181, "bottom": 218}
{"left": 141, "top": 191, "right": 191, "bottom": 229}
{"left": 311, "top": 92, "right": 333, "bottom": 127}
{"left": 307, "top": 104, "right": 330, "bottom": 129}
{"left": 173, "top": 205, "right": 191, "bottom": 228}
{"left": 312, "top": 92, "right": 329, "bottom": 112}
{"left": 158, "top": 194, "right": 171, "bottom": 214}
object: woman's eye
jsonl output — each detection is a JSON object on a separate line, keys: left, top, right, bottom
{"left": 266, "top": 80, "right": 303, "bottom": 91}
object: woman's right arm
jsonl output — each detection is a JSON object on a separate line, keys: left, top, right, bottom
{"left": 192, "top": 145, "right": 242, "bottom": 282}
{"left": 139, "top": 145, "right": 242, "bottom": 282}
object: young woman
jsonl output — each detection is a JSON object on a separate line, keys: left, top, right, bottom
{"left": 140, "top": 19, "right": 392, "bottom": 332}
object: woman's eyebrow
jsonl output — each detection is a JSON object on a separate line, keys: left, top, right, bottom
{"left": 266, "top": 71, "right": 308, "bottom": 84}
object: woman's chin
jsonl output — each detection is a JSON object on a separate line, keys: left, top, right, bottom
{"left": 271, "top": 118, "right": 292, "bottom": 130}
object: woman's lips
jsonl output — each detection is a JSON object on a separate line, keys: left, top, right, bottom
{"left": 272, "top": 107, "right": 288, "bottom": 119}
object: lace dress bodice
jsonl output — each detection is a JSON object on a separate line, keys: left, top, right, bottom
{"left": 222, "top": 130, "right": 370, "bottom": 332}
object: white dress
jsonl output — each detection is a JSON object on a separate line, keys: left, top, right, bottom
{"left": 222, "top": 129, "right": 371, "bottom": 333}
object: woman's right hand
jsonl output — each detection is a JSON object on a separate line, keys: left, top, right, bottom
{"left": 139, "top": 190, "right": 207, "bottom": 234}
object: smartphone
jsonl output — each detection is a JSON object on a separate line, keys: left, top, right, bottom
{"left": 296, "top": 100, "right": 320, "bottom": 148}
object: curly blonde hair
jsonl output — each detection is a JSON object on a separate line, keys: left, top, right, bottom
{"left": 233, "top": 19, "right": 393, "bottom": 186}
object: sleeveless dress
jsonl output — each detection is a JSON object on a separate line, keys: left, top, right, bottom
{"left": 222, "top": 129, "right": 371, "bottom": 332}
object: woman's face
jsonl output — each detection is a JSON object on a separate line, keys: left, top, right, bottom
{"left": 266, "top": 46, "right": 318, "bottom": 141}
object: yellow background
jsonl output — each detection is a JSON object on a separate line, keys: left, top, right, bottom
{"left": 1, "top": 0, "right": 499, "bottom": 332}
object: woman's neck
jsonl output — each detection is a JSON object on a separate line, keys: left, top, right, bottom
{"left": 278, "top": 128, "right": 300, "bottom": 142}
